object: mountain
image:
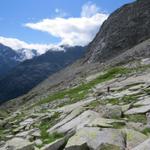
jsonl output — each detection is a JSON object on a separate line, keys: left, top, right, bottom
{"left": 85, "top": 0, "right": 150, "bottom": 63}
{"left": 17, "top": 48, "right": 39, "bottom": 61}
{"left": 0, "top": 46, "right": 86, "bottom": 103}
{"left": 0, "top": 44, "right": 40, "bottom": 78}
{"left": 0, "top": 44, "right": 20, "bottom": 78}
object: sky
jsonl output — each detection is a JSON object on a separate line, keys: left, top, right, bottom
{"left": 0, "top": 0, "right": 135, "bottom": 54}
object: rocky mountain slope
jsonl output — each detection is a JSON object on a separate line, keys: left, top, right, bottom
{"left": 0, "top": 44, "right": 39, "bottom": 78}
{"left": 0, "top": 46, "right": 86, "bottom": 103}
{"left": 1, "top": 0, "right": 150, "bottom": 149}
{"left": 1, "top": 61, "right": 150, "bottom": 150}
{"left": 85, "top": 0, "right": 150, "bottom": 63}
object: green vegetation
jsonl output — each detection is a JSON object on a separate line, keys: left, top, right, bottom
{"left": 121, "top": 95, "right": 139, "bottom": 105}
{"left": 142, "top": 128, "right": 150, "bottom": 136}
{"left": 35, "top": 67, "right": 131, "bottom": 106}
{"left": 111, "top": 122, "right": 126, "bottom": 129}
{"left": 100, "top": 144, "right": 120, "bottom": 150}
{"left": 125, "top": 114, "right": 147, "bottom": 124}
{"left": 37, "top": 112, "right": 62, "bottom": 148}
{"left": 87, "top": 100, "right": 102, "bottom": 109}
{"left": 144, "top": 88, "right": 150, "bottom": 95}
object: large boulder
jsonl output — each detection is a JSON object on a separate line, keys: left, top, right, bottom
{"left": 95, "top": 105, "right": 122, "bottom": 119}
{"left": 0, "top": 137, "right": 34, "bottom": 150}
{"left": 48, "top": 106, "right": 85, "bottom": 133}
{"left": 123, "top": 129, "right": 147, "bottom": 149}
{"left": 132, "top": 138, "right": 150, "bottom": 150}
{"left": 125, "top": 105, "right": 150, "bottom": 115}
{"left": 48, "top": 110, "right": 100, "bottom": 134}
{"left": 65, "top": 127, "right": 125, "bottom": 150}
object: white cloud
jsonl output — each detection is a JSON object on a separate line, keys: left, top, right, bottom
{"left": 0, "top": 36, "right": 63, "bottom": 54}
{"left": 81, "top": 2, "right": 100, "bottom": 17}
{"left": 0, "top": 2, "right": 108, "bottom": 54}
{"left": 25, "top": 2, "right": 109, "bottom": 46}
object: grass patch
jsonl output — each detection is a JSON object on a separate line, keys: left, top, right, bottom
{"left": 34, "top": 67, "right": 131, "bottom": 106}
{"left": 98, "top": 98, "right": 120, "bottom": 105}
{"left": 37, "top": 112, "right": 62, "bottom": 148}
{"left": 142, "top": 128, "right": 150, "bottom": 136}
{"left": 37, "top": 131, "right": 64, "bottom": 148}
{"left": 121, "top": 95, "right": 139, "bottom": 104}
{"left": 87, "top": 100, "right": 102, "bottom": 109}
{"left": 111, "top": 122, "right": 126, "bottom": 129}
{"left": 100, "top": 144, "right": 121, "bottom": 150}
{"left": 125, "top": 114, "right": 147, "bottom": 124}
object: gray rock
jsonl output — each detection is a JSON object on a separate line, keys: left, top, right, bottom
{"left": 20, "top": 118, "right": 34, "bottom": 126}
{"left": 65, "top": 127, "right": 125, "bottom": 150}
{"left": 125, "top": 105, "right": 150, "bottom": 115}
{"left": 56, "top": 97, "right": 96, "bottom": 114}
{"left": 132, "top": 138, "right": 150, "bottom": 150}
{"left": 48, "top": 107, "right": 85, "bottom": 133}
{"left": 95, "top": 105, "right": 122, "bottom": 119}
{"left": 123, "top": 129, "right": 147, "bottom": 149}
{"left": 48, "top": 110, "right": 100, "bottom": 134}
{"left": 0, "top": 137, "right": 34, "bottom": 150}
{"left": 41, "top": 138, "right": 66, "bottom": 150}
{"left": 35, "top": 139, "right": 43, "bottom": 146}
{"left": 86, "top": 117, "right": 125, "bottom": 128}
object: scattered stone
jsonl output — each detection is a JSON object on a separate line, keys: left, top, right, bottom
{"left": 125, "top": 105, "right": 150, "bottom": 115}
{"left": 134, "top": 97, "right": 150, "bottom": 106}
{"left": 35, "top": 139, "right": 43, "bottom": 147}
{"left": 20, "top": 118, "right": 34, "bottom": 126}
{"left": 56, "top": 97, "right": 96, "bottom": 114}
{"left": 48, "top": 110, "right": 100, "bottom": 134}
{"left": 95, "top": 105, "right": 122, "bottom": 119}
{"left": 48, "top": 106, "right": 85, "bottom": 133}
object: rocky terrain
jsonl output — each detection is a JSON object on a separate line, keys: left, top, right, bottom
{"left": 1, "top": 0, "right": 150, "bottom": 149}
{"left": 1, "top": 61, "right": 150, "bottom": 150}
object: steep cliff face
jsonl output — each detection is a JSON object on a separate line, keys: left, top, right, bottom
{"left": 85, "top": 0, "right": 150, "bottom": 63}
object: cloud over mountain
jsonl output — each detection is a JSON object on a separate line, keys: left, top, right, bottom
{"left": 25, "top": 2, "right": 108, "bottom": 46}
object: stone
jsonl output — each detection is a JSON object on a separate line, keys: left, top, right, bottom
{"left": 48, "top": 107, "right": 85, "bottom": 133}
{"left": 86, "top": 117, "right": 125, "bottom": 128}
{"left": 48, "top": 110, "right": 100, "bottom": 134}
{"left": 123, "top": 129, "right": 147, "bottom": 149}
{"left": 0, "top": 137, "right": 34, "bottom": 150}
{"left": 126, "top": 122, "right": 145, "bottom": 132}
{"left": 95, "top": 105, "right": 122, "bottom": 119}
{"left": 132, "top": 138, "right": 150, "bottom": 150}
{"left": 125, "top": 105, "right": 150, "bottom": 115}
{"left": 134, "top": 97, "right": 150, "bottom": 106}
{"left": 56, "top": 97, "right": 96, "bottom": 114}
{"left": 35, "top": 139, "right": 43, "bottom": 146}
{"left": 121, "top": 104, "right": 131, "bottom": 112}
{"left": 41, "top": 138, "right": 66, "bottom": 150}
{"left": 65, "top": 127, "right": 125, "bottom": 150}
{"left": 20, "top": 118, "right": 34, "bottom": 126}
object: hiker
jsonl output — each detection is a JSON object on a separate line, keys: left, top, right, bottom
{"left": 107, "top": 86, "right": 110, "bottom": 93}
